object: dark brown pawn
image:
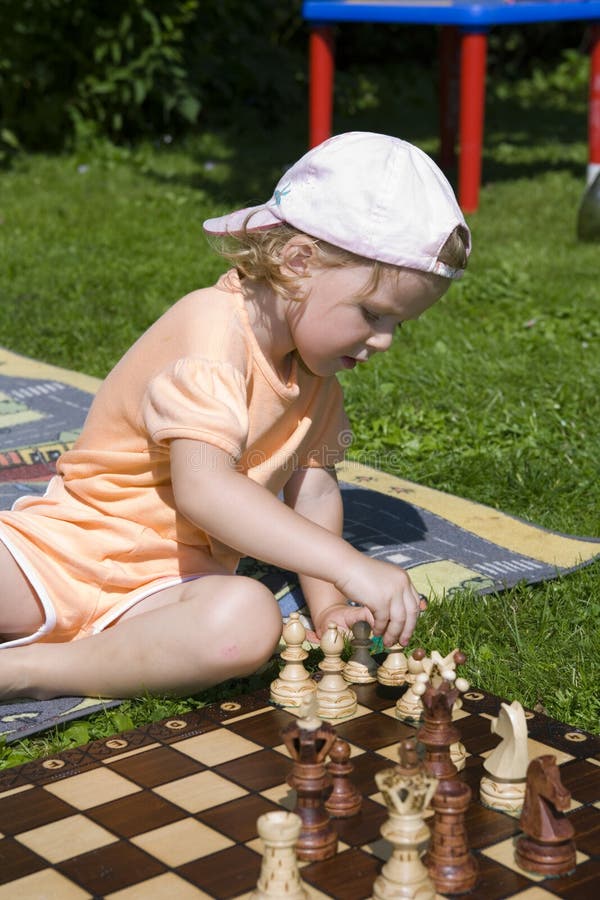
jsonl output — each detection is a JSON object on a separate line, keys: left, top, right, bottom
{"left": 280, "top": 717, "right": 338, "bottom": 861}
{"left": 344, "top": 619, "right": 378, "bottom": 682}
{"left": 395, "top": 736, "right": 421, "bottom": 775}
{"left": 417, "top": 678, "right": 460, "bottom": 782}
{"left": 424, "top": 778, "right": 478, "bottom": 894}
{"left": 325, "top": 738, "right": 362, "bottom": 818}
{"left": 515, "top": 755, "right": 576, "bottom": 876}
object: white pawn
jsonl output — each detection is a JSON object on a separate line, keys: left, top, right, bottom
{"left": 376, "top": 643, "right": 408, "bottom": 687}
{"left": 251, "top": 811, "right": 309, "bottom": 899}
{"left": 270, "top": 613, "right": 317, "bottom": 709}
{"left": 316, "top": 622, "right": 357, "bottom": 721}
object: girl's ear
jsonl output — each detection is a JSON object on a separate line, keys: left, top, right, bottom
{"left": 280, "top": 235, "right": 317, "bottom": 276}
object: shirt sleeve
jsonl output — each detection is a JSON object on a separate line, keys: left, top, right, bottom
{"left": 141, "top": 357, "right": 249, "bottom": 459}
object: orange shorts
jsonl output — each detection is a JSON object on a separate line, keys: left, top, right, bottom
{"left": 0, "top": 484, "right": 221, "bottom": 648}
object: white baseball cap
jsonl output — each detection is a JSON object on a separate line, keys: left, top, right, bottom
{"left": 203, "top": 132, "right": 470, "bottom": 279}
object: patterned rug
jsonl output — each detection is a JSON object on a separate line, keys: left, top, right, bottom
{"left": 1, "top": 347, "right": 598, "bottom": 741}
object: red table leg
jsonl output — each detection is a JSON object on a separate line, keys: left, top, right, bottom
{"left": 439, "top": 26, "right": 460, "bottom": 171}
{"left": 458, "top": 29, "right": 488, "bottom": 213}
{"left": 309, "top": 25, "right": 335, "bottom": 148}
{"left": 588, "top": 23, "right": 600, "bottom": 183}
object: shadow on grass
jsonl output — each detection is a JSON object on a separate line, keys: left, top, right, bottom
{"left": 138, "top": 74, "right": 588, "bottom": 209}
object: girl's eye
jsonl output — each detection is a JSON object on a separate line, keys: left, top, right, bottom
{"left": 362, "top": 308, "right": 379, "bottom": 323}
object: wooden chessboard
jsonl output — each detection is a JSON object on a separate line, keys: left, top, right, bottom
{"left": 0, "top": 683, "right": 598, "bottom": 899}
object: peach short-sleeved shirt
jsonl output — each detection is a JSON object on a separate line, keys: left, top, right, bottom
{"left": 0, "top": 271, "right": 349, "bottom": 646}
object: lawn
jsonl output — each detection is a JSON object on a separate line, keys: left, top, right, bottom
{"left": 0, "top": 61, "right": 598, "bottom": 766}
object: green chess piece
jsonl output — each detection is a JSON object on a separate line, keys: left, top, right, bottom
{"left": 576, "top": 172, "right": 600, "bottom": 241}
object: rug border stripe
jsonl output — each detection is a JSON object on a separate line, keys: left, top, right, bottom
{"left": 0, "top": 348, "right": 101, "bottom": 395}
{"left": 337, "top": 460, "right": 600, "bottom": 569}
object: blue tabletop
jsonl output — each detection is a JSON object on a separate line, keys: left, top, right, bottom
{"left": 302, "top": 0, "right": 600, "bottom": 27}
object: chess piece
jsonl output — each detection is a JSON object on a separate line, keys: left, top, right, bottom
{"left": 515, "top": 755, "right": 576, "bottom": 876}
{"left": 325, "top": 737, "right": 362, "bottom": 818}
{"left": 420, "top": 666, "right": 475, "bottom": 892}
{"left": 394, "top": 648, "right": 435, "bottom": 721}
{"left": 395, "top": 736, "right": 422, "bottom": 774}
{"left": 280, "top": 693, "right": 338, "bottom": 861}
{"left": 449, "top": 738, "right": 467, "bottom": 773}
{"left": 371, "top": 738, "right": 438, "bottom": 900}
{"left": 270, "top": 613, "right": 317, "bottom": 708}
{"left": 430, "top": 650, "right": 467, "bottom": 707}
{"left": 404, "top": 647, "right": 432, "bottom": 685}
{"left": 439, "top": 668, "right": 469, "bottom": 773}
{"left": 376, "top": 642, "right": 407, "bottom": 687}
{"left": 417, "top": 672, "right": 468, "bottom": 782}
{"left": 394, "top": 648, "right": 436, "bottom": 720}
{"left": 316, "top": 622, "right": 357, "bottom": 720}
{"left": 343, "top": 620, "right": 378, "bottom": 683}
{"left": 424, "top": 777, "right": 478, "bottom": 893}
{"left": 251, "top": 810, "right": 310, "bottom": 899}
{"left": 480, "top": 700, "right": 529, "bottom": 814}
{"left": 395, "top": 671, "right": 429, "bottom": 722}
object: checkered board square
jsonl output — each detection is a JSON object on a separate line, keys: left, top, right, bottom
{"left": 0, "top": 684, "right": 598, "bottom": 899}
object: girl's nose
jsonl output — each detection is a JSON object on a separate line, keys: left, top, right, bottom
{"left": 366, "top": 328, "right": 394, "bottom": 353}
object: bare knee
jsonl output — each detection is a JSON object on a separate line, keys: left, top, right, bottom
{"left": 222, "top": 577, "right": 282, "bottom": 671}
{"left": 181, "top": 575, "right": 281, "bottom": 679}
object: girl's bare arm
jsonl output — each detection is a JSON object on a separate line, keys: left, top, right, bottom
{"left": 282, "top": 465, "right": 372, "bottom": 639}
{"left": 171, "top": 439, "right": 359, "bottom": 583}
{"left": 170, "top": 439, "right": 420, "bottom": 645}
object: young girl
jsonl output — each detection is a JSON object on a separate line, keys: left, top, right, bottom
{"left": 0, "top": 132, "right": 470, "bottom": 700}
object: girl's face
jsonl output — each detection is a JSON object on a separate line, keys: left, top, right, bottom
{"left": 285, "top": 262, "right": 448, "bottom": 378}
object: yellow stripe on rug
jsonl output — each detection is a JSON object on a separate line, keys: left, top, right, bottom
{"left": 0, "top": 348, "right": 101, "bottom": 394}
{"left": 337, "top": 460, "right": 599, "bottom": 570}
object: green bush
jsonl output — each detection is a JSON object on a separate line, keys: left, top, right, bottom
{"left": 0, "top": 0, "right": 308, "bottom": 151}
{"left": 183, "top": 2, "right": 306, "bottom": 127}
{"left": 0, "top": 2, "right": 593, "bottom": 153}
{"left": 0, "top": 0, "right": 201, "bottom": 149}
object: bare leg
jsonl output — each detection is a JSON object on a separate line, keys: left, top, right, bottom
{"left": 0, "top": 575, "right": 282, "bottom": 700}
{"left": 0, "top": 543, "right": 45, "bottom": 638}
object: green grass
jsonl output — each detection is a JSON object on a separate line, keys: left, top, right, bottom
{"left": 0, "top": 70, "right": 599, "bottom": 767}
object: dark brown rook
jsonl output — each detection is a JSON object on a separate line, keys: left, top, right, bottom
{"left": 325, "top": 737, "right": 362, "bottom": 818}
{"left": 425, "top": 778, "right": 478, "bottom": 894}
{"left": 417, "top": 678, "right": 461, "bottom": 781}
{"left": 280, "top": 717, "right": 338, "bottom": 861}
{"left": 515, "top": 754, "right": 576, "bottom": 876}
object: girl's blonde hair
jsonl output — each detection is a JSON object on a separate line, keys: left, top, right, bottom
{"left": 213, "top": 219, "right": 469, "bottom": 301}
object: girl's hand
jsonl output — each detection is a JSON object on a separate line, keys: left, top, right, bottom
{"left": 334, "top": 557, "right": 423, "bottom": 647}
{"left": 307, "top": 602, "right": 375, "bottom": 644}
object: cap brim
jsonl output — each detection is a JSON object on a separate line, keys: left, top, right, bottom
{"left": 203, "top": 204, "right": 282, "bottom": 235}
